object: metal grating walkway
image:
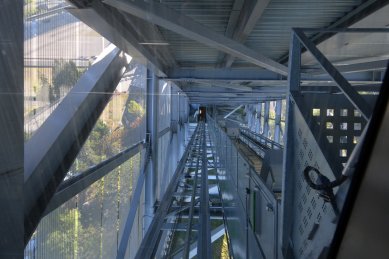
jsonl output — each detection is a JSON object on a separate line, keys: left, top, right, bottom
{"left": 135, "top": 122, "right": 229, "bottom": 259}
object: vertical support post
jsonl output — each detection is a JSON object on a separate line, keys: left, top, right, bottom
{"left": 289, "top": 33, "right": 301, "bottom": 93}
{"left": 144, "top": 69, "right": 159, "bottom": 232}
{"left": 256, "top": 103, "right": 262, "bottom": 134}
{"left": 263, "top": 101, "right": 270, "bottom": 138}
{"left": 0, "top": 1, "right": 23, "bottom": 255}
{"left": 249, "top": 105, "right": 255, "bottom": 131}
{"left": 274, "top": 100, "right": 282, "bottom": 143}
{"left": 280, "top": 30, "right": 301, "bottom": 255}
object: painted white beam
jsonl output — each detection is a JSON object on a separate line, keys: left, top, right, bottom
{"left": 104, "top": 0, "right": 288, "bottom": 75}
{"left": 224, "top": 105, "right": 244, "bottom": 119}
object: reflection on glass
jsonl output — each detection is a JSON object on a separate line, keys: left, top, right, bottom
{"left": 24, "top": 154, "right": 142, "bottom": 258}
{"left": 24, "top": 0, "right": 109, "bottom": 140}
{"left": 68, "top": 62, "right": 146, "bottom": 177}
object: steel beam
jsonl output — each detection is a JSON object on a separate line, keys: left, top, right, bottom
{"left": 221, "top": 0, "right": 272, "bottom": 67}
{"left": 167, "top": 67, "right": 378, "bottom": 83}
{"left": 158, "top": 126, "right": 171, "bottom": 138}
{"left": 307, "top": 59, "right": 389, "bottom": 75}
{"left": 293, "top": 28, "right": 372, "bottom": 120}
{"left": 0, "top": 1, "right": 23, "bottom": 256}
{"left": 104, "top": 0, "right": 288, "bottom": 75}
{"left": 263, "top": 101, "right": 270, "bottom": 137}
{"left": 274, "top": 100, "right": 282, "bottom": 143}
{"left": 43, "top": 142, "right": 145, "bottom": 216}
{"left": 183, "top": 146, "right": 201, "bottom": 259}
{"left": 256, "top": 103, "right": 262, "bottom": 133}
{"left": 67, "top": 5, "right": 167, "bottom": 76}
{"left": 144, "top": 69, "right": 159, "bottom": 231}
{"left": 167, "top": 67, "right": 281, "bottom": 81}
{"left": 288, "top": 33, "right": 301, "bottom": 92}
{"left": 278, "top": 0, "right": 389, "bottom": 64}
{"left": 224, "top": 105, "right": 244, "bottom": 119}
{"left": 198, "top": 123, "right": 211, "bottom": 258}
{"left": 24, "top": 45, "right": 128, "bottom": 243}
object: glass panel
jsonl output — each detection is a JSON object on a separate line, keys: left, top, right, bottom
{"left": 24, "top": 0, "right": 109, "bottom": 140}
{"left": 25, "top": 152, "right": 144, "bottom": 258}
{"left": 67, "top": 62, "right": 146, "bottom": 177}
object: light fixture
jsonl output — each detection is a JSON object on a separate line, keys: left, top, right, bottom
{"left": 139, "top": 42, "right": 170, "bottom": 46}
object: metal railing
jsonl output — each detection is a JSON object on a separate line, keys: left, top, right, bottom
{"left": 240, "top": 128, "right": 283, "bottom": 150}
{"left": 208, "top": 115, "right": 280, "bottom": 259}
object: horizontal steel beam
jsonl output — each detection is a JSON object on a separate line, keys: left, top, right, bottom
{"left": 24, "top": 45, "right": 129, "bottom": 243}
{"left": 104, "top": 0, "right": 288, "bottom": 75}
{"left": 167, "top": 67, "right": 281, "bottom": 81}
{"left": 167, "top": 67, "right": 378, "bottom": 83}
{"left": 43, "top": 141, "right": 145, "bottom": 216}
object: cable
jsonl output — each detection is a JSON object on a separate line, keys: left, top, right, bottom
{"left": 304, "top": 166, "right": 348, "bottom": 190}
{"left": 303, "top": 166, "right": 348, "bottom": 216}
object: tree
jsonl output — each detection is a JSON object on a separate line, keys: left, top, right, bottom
{"left": 126, "top": 100, "right": 145, "bottom": 128}
{"left": 52, "top": 59, "right": 80, "bottom": 100}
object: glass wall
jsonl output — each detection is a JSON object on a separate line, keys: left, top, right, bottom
{"left": 24, "top": 0, "right": 109, "bottom": 140}
{"left": 67, "top": 61, "right": 146, "bottom": 178}
{"left": 25, "top": 153, "right": 144, "bottom": 258}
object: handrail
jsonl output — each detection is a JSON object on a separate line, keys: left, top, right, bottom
{"left": 240, "top": 127, "right": 283, "bottom": 150}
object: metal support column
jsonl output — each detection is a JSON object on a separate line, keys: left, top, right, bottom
{"left": 280, "top": 31, "right": 301, "bottom": 256}
{"left": 274, "top": 100, "right": 282, "bottom": 143}
{"left": 0, "top": 1, "right": 23, "bottom": 256}
{"left": 144, "top": 69, "right": 159, "bottom": 231}
{"left": 256, "top": 103, "right": 262, "bottom": 134}
{"left": 263, "top": 101, "right": 270, "bottom": 138}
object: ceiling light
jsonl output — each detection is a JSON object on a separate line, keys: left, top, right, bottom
{"left": 139, "top": 42, "right": 170, "bottom": 46}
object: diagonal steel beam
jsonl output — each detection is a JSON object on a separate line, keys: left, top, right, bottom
{"left": 43, "top": 141, "right": 145, "bottom": 216}
{"left": 221, "top": 0, "right": 271, "bottom": 67}
{"left": 24, "top": 45, "right": 129, "bottom": 244}
{"left": 293, "top": 28, "right": 372, "bottom": 120}
{"left": 67, "top": 5, "right": 168, "bottom": 76}
{"left": 103, "top": 0, "right": 288, "bottom": 75}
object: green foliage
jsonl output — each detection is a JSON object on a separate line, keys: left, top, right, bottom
{"left": 51, "top": 60, "right": 81, "bottom": 101}
{"left": 42, "top": 208, "right": 78, "bottom": 258}
{"left": 127, "top": 100, "right": 145, "bottom": 128}
{"left": 127, "top": 100, "right": 145, "bottom": 117}
{"left": 53, "top": 60, "right": 80, "bottom": 88}
{"left": 24, "top": 0, "right": 38, "bottom": 17}
{"left": 74, "top": 120, "right": 110, "bottom": 172}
